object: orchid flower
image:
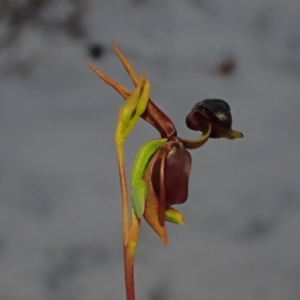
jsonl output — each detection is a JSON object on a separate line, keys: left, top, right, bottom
{"left": 88, "top": 42, "right": 243, "bottom": 300}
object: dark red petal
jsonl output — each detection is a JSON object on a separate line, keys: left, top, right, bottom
{"left": 143, "top": 150, "right": 168, "bottom": 245}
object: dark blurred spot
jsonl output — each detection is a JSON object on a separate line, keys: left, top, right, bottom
{"left": 0, "top": 0, "right": 87, "bottom": 71}
{"left": 88, "top": 43, "right": 106, "bottom": 59}
{"left": 148, "top": 283, "right": 170, "bottom": 300}
{"left": 247, "top": 219, "right": 272, "bottom": 236}
{"left": 42, "top": 244, "right": 111, "bottom": 292}
{"left": 237, "top": 218, "right": 277, "bottom": 240}
{"left": 218, "top": 57, "right": 236, "bottom": 76}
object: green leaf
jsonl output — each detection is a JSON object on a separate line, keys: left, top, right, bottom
{"left": 131, "top": 138, "right": 167, "bottom": 187}
{"left": 119, "top": 77, "right": 151, "bottom": 139}
{"left": 130, "top": 138, "right": 167, "bottom": 218}
{"left": 131, "top": 179, "right": 147, "bottom": 218}
{"left": 119, "top": 78, "right": 144, "bottom": 132}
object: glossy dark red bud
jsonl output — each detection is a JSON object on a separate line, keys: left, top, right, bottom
{"left": 186, "top": 99, "right": 233, "bottom": 138}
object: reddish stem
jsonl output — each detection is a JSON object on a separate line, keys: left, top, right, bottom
{"left": 115, "top": 111, "right": 141, "bottom": 300}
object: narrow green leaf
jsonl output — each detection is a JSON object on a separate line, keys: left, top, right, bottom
{"left": 130, "top": 138, "right": 167, "bottom": 219}
{"left": 131, "top": 138, "right": 167, "bottom": 187}
{"left": 122, "top": 79, "right": 151, "bottom": 138}
{"left": 131, "top": 179, "right": 147, "bottom": 218}
{"left": 119, "top": 79, "right": 144, "bottom": 133}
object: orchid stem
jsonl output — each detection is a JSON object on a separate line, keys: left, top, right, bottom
{"left": 124, "top": 213, "right": 141, "bottom": 300}
{"left": 115, "top": 112, "right": 140, "bottom": 300}
{"left": 115, "top": 138, "right": 135, "bottom": 300}
{"left": 115, "top": 139, "right": 130, "bottom": 243}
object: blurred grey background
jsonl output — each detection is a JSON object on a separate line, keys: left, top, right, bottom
{"left": 0, "top": 0, "right": 300, "bottom": 299}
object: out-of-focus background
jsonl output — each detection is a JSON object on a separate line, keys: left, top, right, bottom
{"left": 1, "top": 0, "right": 300, "bottom": 299}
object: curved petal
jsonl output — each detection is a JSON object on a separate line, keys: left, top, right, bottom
{"left": 143, "top": 150, "right": 168, "bottom": 245}
{"left": 181, "top": 123, "right": 212, "bottom": 150}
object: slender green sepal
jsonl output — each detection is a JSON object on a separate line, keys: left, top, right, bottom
{"left": 131, "top": 179, "right": 147, "bottom": 218}
{"left": 130, "top": 138, "right": 167, "bottom": 218}
{"left": 131, "top": 138, "right": 167, "bottom": 187}
{"left": 116, "top": 75, "right": 150, "bottom": 141}
{"left": 165, "top": 207, "right": 184, "bottom": 225}
{"left": 122, "top": 79, "right": 151, "bottom": 138}
{"left": 136, "top": 80, "right": 151, "bottom": 116}
{"left": 119, "top": 79, "right": 144, "bottom": 134}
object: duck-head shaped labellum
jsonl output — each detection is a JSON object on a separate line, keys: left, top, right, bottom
{"left": 186, "top": 99, "right": 243, "bottom": 139}
{"left": 143, "top": 137, "right": 191, "bottom": 244}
